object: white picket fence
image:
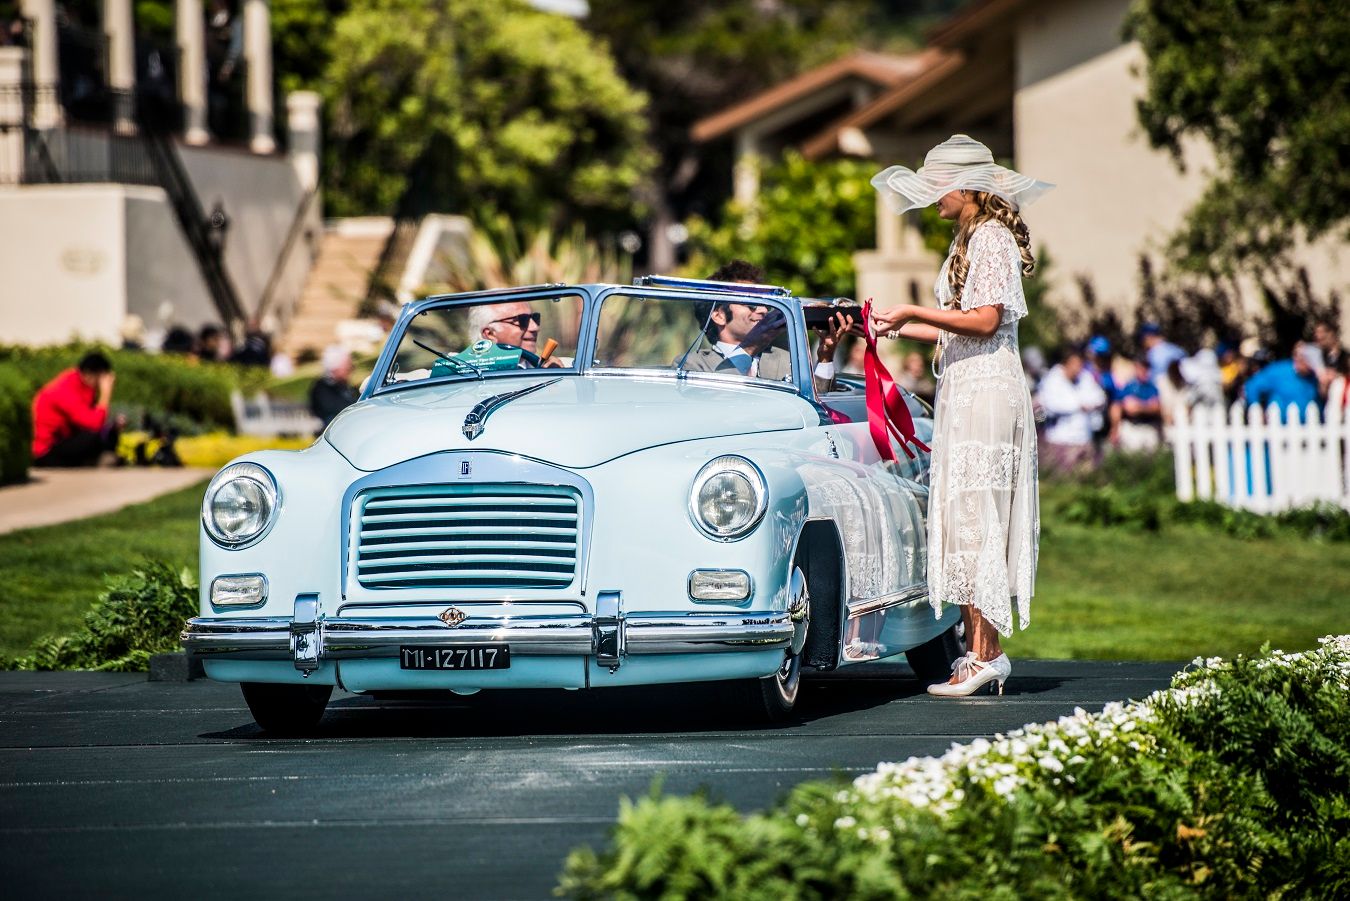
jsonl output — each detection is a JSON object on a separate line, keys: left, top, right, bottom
{"left": 1168, "top": 402, "right": 1350, "bottom": 512}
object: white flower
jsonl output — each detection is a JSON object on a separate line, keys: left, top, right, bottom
{"left": 834, "top": 816, "right": 857, "bottom": 830}
{"left": 795, "top": 814, "right": 810, "bottom": 827}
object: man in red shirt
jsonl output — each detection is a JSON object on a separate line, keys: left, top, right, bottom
{"left": 32, "top": 352, "right": 124, "bottom": 467}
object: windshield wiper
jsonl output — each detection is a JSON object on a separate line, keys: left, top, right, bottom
{"left": 675, "top": 305, "right": 718, "bottom": 378}
{"left": 412, "top": 338, "right": 483, "bottom": 381}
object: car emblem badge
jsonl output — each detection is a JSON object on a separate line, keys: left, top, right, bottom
{"left": 438, "top": 607, "right": 467, "bottom": 627}
{"left": 459, "top": 460, "right": 472, "bottom": 478}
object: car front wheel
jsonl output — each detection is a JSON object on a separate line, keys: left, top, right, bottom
{"left": 741, "top": 565, "right": 808, "bottom": 722}
{"left": 240, "top": 682, "right": 333, "bottom": 735}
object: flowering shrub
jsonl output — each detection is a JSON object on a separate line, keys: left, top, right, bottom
{"left": 560, "top": 637, "right": 1350, "bottom": 898}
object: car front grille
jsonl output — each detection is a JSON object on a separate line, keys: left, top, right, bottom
{"left": 353, "top": 484, "right": 581, "bottom": 590}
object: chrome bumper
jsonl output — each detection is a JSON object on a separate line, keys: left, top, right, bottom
{"left": 182, "top": 593, "right": 793, "bottom": 673}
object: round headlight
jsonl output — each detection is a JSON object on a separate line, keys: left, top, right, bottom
{"left": 202, "top": 462, "right": 279, "bottom": 548}
{"left": 690, "top": 455, "right": 767, "bottom": 540}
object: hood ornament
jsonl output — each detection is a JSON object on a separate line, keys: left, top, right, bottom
{"left": 438, "top": 607, "right": 467, "bottom": 627}
{"left": 462, "top": 377, "right": 561, "bottom": 440}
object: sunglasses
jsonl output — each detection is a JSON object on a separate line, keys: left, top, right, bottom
{"left": 490, "top": 312, "right": 542, "bottom": 330}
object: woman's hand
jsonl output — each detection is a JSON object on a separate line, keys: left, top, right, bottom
{"left": 870, "top": 304, "right": 918, "bottom": 335}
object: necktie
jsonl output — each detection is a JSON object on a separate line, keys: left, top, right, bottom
{"left": 728, "top": 353, "right": 753, "bottom": 376}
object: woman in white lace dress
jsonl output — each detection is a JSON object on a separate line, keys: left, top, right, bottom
{"left": 869, "top": 135, "right": 1053, "bottom": 697}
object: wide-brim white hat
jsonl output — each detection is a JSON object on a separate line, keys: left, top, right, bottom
{"left": 871, "top": 134, "right": 1054, "bottom": 214}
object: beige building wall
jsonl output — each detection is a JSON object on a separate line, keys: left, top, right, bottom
{"left": 1013, "top": 0, "right": 1350, "bottom": 326}
{"left": 124, "top": 187, "right": 217, "bottom": 333}
{"left": 0, "top": 186, "right": 128, "bottom": 345}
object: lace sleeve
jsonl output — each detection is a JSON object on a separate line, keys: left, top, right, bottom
{"left": 961, "top": 222, "right": 1027, "bottom": 322}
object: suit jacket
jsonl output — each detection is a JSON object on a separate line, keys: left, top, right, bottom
{"left": 679, "top": 345, "right": 834, "bottom": 395}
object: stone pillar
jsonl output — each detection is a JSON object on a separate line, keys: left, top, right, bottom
{"left": 0, "top": 48, "right": 28, "bottom": 181}
{"left": 103, "top": 0, "right": 136, "bottom": 133}
{"left": 20, "top": 0, "right": 61, "bottom": 127}
{"left": 177, "top": 0, "right": 208, "bottom": 144}
{"left": 286, "top": 91, "right": 320, "bottom": 190}
{"left": 733, "top": 130, "right": 760, "bottom": 206}
{"left": 243, "top": 0, "right": 274, "bottom": 153}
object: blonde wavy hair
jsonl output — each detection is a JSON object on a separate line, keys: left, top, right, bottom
{"left": 945, "top": 191, "right": 1035, "bottom": 307}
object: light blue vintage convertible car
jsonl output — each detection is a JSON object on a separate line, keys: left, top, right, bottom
{"left": 182, "top": 277, "right": 964, "bottom": 732}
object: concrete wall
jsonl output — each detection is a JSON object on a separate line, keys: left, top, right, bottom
{"left": 124, "top": 186, "right": 217, "bottom": 334}
{"left": 0, "top": 134, "right": 312, "bottom": 347}
{"left": 177, "top": 142, "right": 309, "bottom": 314}
{"left": 0, "top": 185, "right": 127, "bottom": 345}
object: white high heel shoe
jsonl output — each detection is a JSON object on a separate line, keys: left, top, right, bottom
{"left": 927, "top": 652, "right": 1011, "bottom": 697}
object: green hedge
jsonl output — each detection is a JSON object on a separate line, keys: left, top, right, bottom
{"left": 0, "top": 362, "right": 32, "bottom": 485}
{"left": 0, "top": 344, "right": 270, "bottom": 431}
{"left": 560, "top": 638, "right": 1350, "bottom": 898}
{"left": 6, "top": 559, "right": 198, "bottom": 671}
{"left": 1046, "top": 450, "right": 1350, "bottom": 541}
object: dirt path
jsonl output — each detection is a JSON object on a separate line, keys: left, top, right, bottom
{"left": 0, "top": 468, "right": 212, "bottom": 535}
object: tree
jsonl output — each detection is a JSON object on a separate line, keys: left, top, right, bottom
{"left": 320, "top": 0, "right": 656, "bottom": 232}
{"left": 1126, "top": 0, "right": 1350, "bottom": 278}
{"left": 683, "top": 153, "right": 878, "bottom": 299}
{"left": 584, "top": 0, "right": 881, "bottom": 263}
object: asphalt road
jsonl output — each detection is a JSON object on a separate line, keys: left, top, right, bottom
{"left": 0, "top": 661, "right": 1179, "bottom": 900}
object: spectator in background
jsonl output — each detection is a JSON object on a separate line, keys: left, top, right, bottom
{"left": 31, "top": 352, "right": 125, "bottom": 467}
{"left": 231, "top": 320, "right": 272, "bottom": 366}
{"left": 1312, "top": 319, "right": 1345, "bottom": 398}
{"left": 896, "top": 350, "right": 935, "bottom": 405}
{"left": 1326, "top": 354, "right": 1350, "bottom": 419}
{"left": 1139, "top": 322, "right": 1186, "bottom": 382}
{"left": 309, "top": 345, "right": 358, "bottom": 432}
{"left": 1109, "top": 357, "right": 1163, "bottom": 452}
{"left": 1243, "top": 341, "right": 1321, "bottom": 422}
{"left": 198, "top": 324, "right": 227, "bottom": 362}
{"left": 1156, "top": 359, "right": 1188, "bottom": 426}
{"left": 119, "top": 314, "right": 146, "bottom": 351}
{"left": 1037, "top": 347, "right": 1107, "bottom": 472}
{"left": 161, "top": 325, "right": 196, "bottom": 357}
{"left": 1083, "top": 334, "right": 1117, "bottom": 399}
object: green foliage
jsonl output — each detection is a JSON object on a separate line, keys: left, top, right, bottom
{"left": 1046, "top": 450, "right": 1350, "bottom": 541}
{"left": 0, "top": 344, "right": 267, "bottom": 431}
{"left": 683, "top": 153, "right": 882, "bottom": 298}
{"left": 321, "top": 0, "right": 655, "bottom": 231}
{"left": 1126, "top": 0, "right": 1350, "bottom": 277}
{"left": 0, "top": 363, "right": 32, "bottom": 486}
{"left": 7, "top": 560, "right": 197, "bottom": 671}
{"left": 560, "top": 639, "right": 1350, "bottom": 898}
{"left": 422, "top": 223, "right": 632, "bottom": 294}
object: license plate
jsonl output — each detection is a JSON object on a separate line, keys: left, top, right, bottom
{"left": 399, "top": 645, "right": 510, "bottom": 670}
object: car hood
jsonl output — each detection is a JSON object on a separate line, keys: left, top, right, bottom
{"left": 325, "top": 374, "right": 815, "bottom": 471}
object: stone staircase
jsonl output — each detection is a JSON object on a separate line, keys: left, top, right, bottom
{"left": 278, "top": 217, "right": 394, "bottom": 359}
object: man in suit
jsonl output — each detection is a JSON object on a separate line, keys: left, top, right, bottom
{"left": 681, "top": 260, "right": 850, "bottom": 396}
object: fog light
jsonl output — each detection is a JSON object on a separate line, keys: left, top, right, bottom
{"left": 688, "top": 569, "right": 752, "bottom": 602}
{"left": 211, "top": 574, "right": 267, "bottom": 607}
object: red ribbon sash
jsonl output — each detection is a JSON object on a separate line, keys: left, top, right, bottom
{"left": 861, "top": 299, "right": 931, "bottom": 461}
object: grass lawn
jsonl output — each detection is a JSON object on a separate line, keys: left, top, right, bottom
{"left": 0, "top": 481, "right": 206, "bottom": 658}
{"left": 1, "top": 477, "right": 1346, "bottom": 663}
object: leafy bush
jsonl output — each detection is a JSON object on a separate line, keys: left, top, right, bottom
{"left": 7, "top": 560, "right": 197, "bottom": 671}
{"left": 0, "top": 362, "right": 32, "bottom": 485}
{"left": 560, "top": 638, "right": 1350, "bottom": 899}
{"left": 1047, "top": 450, "right": 1350, "bottom": 541}
{"left": 0, "top": 344, "right": 268, "bottom": 431}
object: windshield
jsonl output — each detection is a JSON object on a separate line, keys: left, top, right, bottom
{"left": 593, "top": 293, "right": 796, "bottom": 385}
{"left": 380, "top": 294, "right": 584, "bottom": 388}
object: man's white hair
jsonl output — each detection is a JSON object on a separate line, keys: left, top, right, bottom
{"left": 465, "top": 304, "right": 500, "bottom": 343}
{"left": 321, "top": 344, "right": 350, "bottom": 376}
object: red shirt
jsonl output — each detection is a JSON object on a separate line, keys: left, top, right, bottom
{"left": 31, "top": 368, "right": 107, "bottom": 457}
